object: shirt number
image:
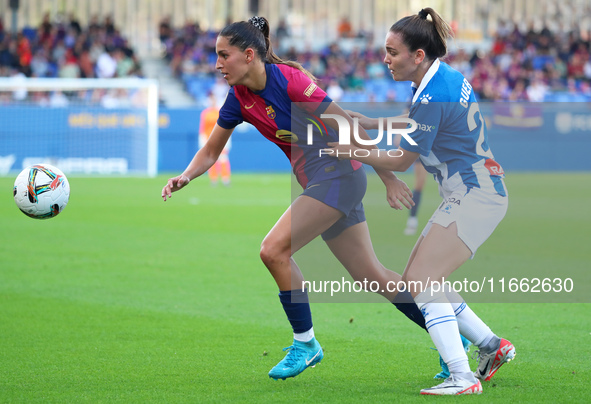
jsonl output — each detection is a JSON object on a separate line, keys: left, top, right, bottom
{"left": 467, "top": 103, "right": 494, "bottom": 159}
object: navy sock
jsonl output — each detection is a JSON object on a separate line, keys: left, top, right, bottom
{"left": 278, "top": 289, "right": 313, "bottom": 334}
{"left": 392, "top": 290, "right": 426, "bottom": 331}
{"left": 409, "top": 190, "right": 422, "bottom": 217}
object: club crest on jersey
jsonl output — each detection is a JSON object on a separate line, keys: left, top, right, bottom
{"left": 266, "top": 106, "right": 276, "bottom": 119}
{"left": 420, "top": 94, "right": 432, "bottom": 104}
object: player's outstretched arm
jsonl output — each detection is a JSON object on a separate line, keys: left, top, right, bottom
{"left": 344, "top": 110, "right": 379, "bottom": 130}
{"left": 162, "top": 124, "right": 234, "bottom": 201}
{"left": 325, "top": 143, "right": 419, "bottom": 172}
{"left": 322, "top": 102, "right": 414, "bottom": 210}
{"left": 344, "top": 110, "right": 409, "bottom": 131}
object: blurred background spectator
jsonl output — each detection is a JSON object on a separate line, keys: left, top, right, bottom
{"left": 0, "top": 13, "right": 141, "bottom": 80}
{"left": 165, "top": 10, "right": 591, "bottom": 104}
{"left": 1, "top": 0, "right": 590, "bottom": 105}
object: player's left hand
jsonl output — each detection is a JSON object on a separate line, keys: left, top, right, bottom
{"left": 162, "top": 174, "right": 191, "bottom": 201}
{"left": 384, "top": 176, "right": 414, "bottom": 210}
{"left": 323, "top": 142, "right": 357, "bottom": 160}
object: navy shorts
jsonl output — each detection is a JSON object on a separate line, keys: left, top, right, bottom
{"left": 302, "top": 167, "right": 367, "bottom": 240}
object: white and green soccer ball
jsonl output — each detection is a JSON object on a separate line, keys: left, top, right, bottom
{"left": 13, "top": 164, "right": 70, "bottom": 219}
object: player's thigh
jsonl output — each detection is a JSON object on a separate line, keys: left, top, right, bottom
{"left": 403, "top": 222, "right": 472, "bottom": 295}
{"left": 264, "top": 169, "right": 366, "bottom": 256}
{"left": 263, "top": 195, "right": 344, "bottom": 256}
{"left": 401, "top": 233, "right": 425, "bottom": 277}
{"left": 324, "top": 222, "right": 400, "bottom": 281}
{"left": 423, "top": 188, "right": 507, "bottom": 257}
{"left": 414, "top": 162, "right": 428, "bottom": 190}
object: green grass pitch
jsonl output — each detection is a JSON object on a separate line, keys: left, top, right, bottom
{"left": 1, "top": 172, "right": 589, "bottom": 403}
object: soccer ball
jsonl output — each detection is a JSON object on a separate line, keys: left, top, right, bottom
{"left": 13, "top": 164, "right": 70, "bottom": 219}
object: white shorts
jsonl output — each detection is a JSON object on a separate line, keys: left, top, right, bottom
{"left": 421, "top": 185, "right": 508, "bottom": 258}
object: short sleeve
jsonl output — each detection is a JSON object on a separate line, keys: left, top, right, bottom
{"left": 217, "top": 88, "right": 244, "bottom": 129}
{"left": 401, "top": 102, "right": 444, "bottom": 156}
{"left": 279, "top": 65, "right": 332, "bottom": 114}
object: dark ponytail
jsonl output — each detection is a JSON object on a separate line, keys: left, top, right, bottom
{"left": 220, "top": 16, "right": 317, "bottom": 82}
{"left": 390, "top": 8, "right": 453, "bottom": 60}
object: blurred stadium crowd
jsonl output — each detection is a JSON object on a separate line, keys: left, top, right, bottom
{"left": 0, "top": 13, "right": 147, "bottom": 107}
{"left": 164, "top": 16, "right": 591, "bottom": 103}
{"left": 1, "top": 10, "right": 590, "bottom": 104}
{"left": 0, "top": 13, "right": 141, "bottom": 80}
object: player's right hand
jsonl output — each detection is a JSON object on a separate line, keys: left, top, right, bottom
{"left": 384, "top": 176, "right": 414, "bottom": 210}
{"left": 162, "top": 174, "right": 190, "bottom": 201}
{"left": 345, "top": 110, "right": 374, "bottom": 130}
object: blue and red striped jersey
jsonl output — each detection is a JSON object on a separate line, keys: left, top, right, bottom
{"left": 217, "top": 63, "right": 361, "bottom": 188}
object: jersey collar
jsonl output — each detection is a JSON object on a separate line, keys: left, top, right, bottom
{"left": 411, "top": 59, "right": 440, "bottom": 104}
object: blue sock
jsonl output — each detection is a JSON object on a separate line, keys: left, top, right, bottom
{"left": 278, "top": 289, "right": 313, "bottom": 334}
{"left": 392, "top": 290, "right": 427, "bottom": 331}
{"left": 409, "top": 190, "right": 422, "bottom": 217}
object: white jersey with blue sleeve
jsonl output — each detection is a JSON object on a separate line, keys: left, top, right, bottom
{"left": 399, "top": 60, "right": 506, "bottom": 197}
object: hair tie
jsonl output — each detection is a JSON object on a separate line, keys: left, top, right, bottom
{"left": 249, "top": 16, "right": 266, "bottom": 32}
{"left": 418, "top": 9, "right": 428, "bottom": 20}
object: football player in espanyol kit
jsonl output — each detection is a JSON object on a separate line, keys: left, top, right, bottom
{"left": 326, "top": 8, "right": 515, "bottom": 396}
{"left": 162, "top": 16, "right": 458, "bottom": 382}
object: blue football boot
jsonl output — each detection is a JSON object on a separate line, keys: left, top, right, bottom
{"left": 268, "top": 338, "right": 323, "bottom": 380}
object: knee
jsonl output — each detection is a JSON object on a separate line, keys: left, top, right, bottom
{"left": 259, "top": 237, "right": 290, "bottom": 270}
